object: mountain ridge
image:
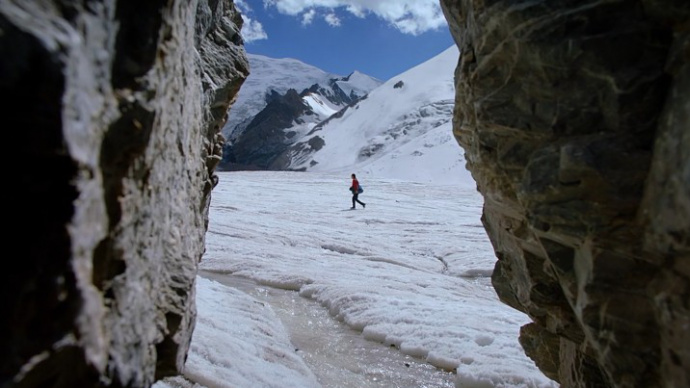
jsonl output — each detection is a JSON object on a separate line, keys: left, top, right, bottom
{"left": 222, "top": 53, "right": 382, "bottom": 143}
{"left": 221, "top": 46, "right": 473, "bottom": 187}
{"left": 275, "top": 45, "right": 474, "bottom": 186}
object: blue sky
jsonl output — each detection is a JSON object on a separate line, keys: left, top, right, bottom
{"left": 235, "top": 0, "right": 455, "bottom": 81}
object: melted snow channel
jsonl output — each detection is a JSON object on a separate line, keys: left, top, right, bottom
{"left": 201, "top": 271, "right": 455, "bottom": 388}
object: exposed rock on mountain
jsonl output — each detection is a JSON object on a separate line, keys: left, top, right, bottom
{"left": 331, "top": 70, "right": 383, "bottom": 103}
{"left": 1, "top": 1, "right": 248, "bottom": 387}
{"left": 219, "top": 66, "right": 379, "bottom": 170}
{"left": 225, "top": 89, "right": 310, "bottom": 169}
{"left": 440, "top": 0, "right": 689, "bottom": 387}
{"left": 271, "top": 46, "right": 472, "bottom": 186}
{"left": 221, "top": 53, "right": 382, "bottom": 143}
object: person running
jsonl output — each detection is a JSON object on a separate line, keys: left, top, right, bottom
{"left": 350, "top": 173, "right": 366, "bottom": 209}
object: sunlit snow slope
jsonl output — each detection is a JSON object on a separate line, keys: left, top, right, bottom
{"left": 277, "top": 46, "right": 473, "bottom": 187}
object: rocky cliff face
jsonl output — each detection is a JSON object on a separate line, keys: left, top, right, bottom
{"left": 1, "top": 1, "right": 248, "bottom": 387}
{"left": 223, "top": 89, "right": 310, "bottom": 169}
{"left": 221, "top": 53, "right": 382, "bottom": 145}
{"left": 219, "top": 72, "right": 380, "bottom": 171}
{"left": 440, "top": 1, "right": 689, "bottom": 387}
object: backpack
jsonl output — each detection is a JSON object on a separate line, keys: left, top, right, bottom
{"left": 358, "top": 185, "right": 363, "bottom": 193}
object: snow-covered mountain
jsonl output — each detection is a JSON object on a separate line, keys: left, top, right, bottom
{"left": 274, "top": 45, "right": 473, "bottom": 186}
{"left": 333, "top": 70, "right": 383, "bottom": 100}
{"left": 222, "top": 53, "right": 382, "bottom": 143}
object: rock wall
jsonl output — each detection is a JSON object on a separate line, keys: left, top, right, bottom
{"left": 1, "top": 1, "right": 248, "bottom": 387}
{"left": 229, "top": 89, "right": 309, "bottom": 170}
{"left": 440, "top": 1, "right": 688, "bottom": 387}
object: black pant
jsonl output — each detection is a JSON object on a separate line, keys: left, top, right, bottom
{"left": 352, "top": 193, "right": 365, "bottom": 208}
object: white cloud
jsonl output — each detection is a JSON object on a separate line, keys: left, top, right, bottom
{"left": 301, "top": 9, "right": 316, "bottom": 25}
{"left": 345, "top": 4, "right": 365, "bottom": 18}
{"left": 324, "top": 13, "right": 341, "bottom": 27}
{"left": 236, "top": 0, "right": 268, "bottom": 42}
{"left": 241, "top": 15, "right": 268, "bottom": 42}
{"left": 262, "top": 0, "right": 447, "bottom": 35}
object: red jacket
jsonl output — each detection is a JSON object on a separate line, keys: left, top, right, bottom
{"left": 351, "top": 179, "right": 359, "bottom": 192}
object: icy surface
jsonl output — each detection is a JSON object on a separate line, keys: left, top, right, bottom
{"left": 154, "top": 171, "right": 557, "bottom": 388}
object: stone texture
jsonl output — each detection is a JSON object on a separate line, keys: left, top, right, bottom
{"left": 229, "top": 89, "right": 309, "bottom": 169}
{"left": 0, "top": 1, "right": 248, "bottom": 387}
{"left": 440, "top": 0, "right": 689, "bottom": 387}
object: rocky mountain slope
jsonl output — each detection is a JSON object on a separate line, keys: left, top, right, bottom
{"left": 221, "top": 54, "right": 381, "bottom": 141}
{"left": 219, "top": 54, "right": 381, "bottom": 170}
{"left": 222, "top": 45, "right": 474, "bottom": 187}
{"left": 273, "top": 45, "right": 473, "bottom": 186}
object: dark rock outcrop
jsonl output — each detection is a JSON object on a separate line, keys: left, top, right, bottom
{"left": 225, "top": 88, "right": 309, "bottom": 169}
{"left": 440, "top": 0, "right": 689, "bottom": 387}
{"left": 219, "top": 66, "right": 380, "bottom": 171}
{"left": 1, "top": 1, "right": 248, "bottom": 387}
{"left": 267, "top": 93, "right": 370, "bottom": 171}
{"left": 221, "top": 58, "right": 381, "bottom": 148}
{"left": 221, "top": 78, "right": 375, "bottom": 171}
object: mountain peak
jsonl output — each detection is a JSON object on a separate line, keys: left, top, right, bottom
{"left": 274, "top": 45, "right": 473, "bottom": 186}
{"left": 222, "top": 46, "right": 472, "bottom": 186}
{"left": 219, "top": 54, "right": 382, "bottom": 170}
{"left": 333, "top": 71, "right": 382, "bottom": 102}
{"left": 222, "top": 54, "right": 381, "bottom": 142}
